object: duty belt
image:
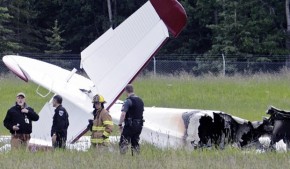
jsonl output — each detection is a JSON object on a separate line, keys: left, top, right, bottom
{"left": 125, "top": 118, "right": 145, "bottom": 126}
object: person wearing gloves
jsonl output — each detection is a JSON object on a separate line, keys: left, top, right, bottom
{"left": 88, "top": 94, "right": 113, "bottom": 150}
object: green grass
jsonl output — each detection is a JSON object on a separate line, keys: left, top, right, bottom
{"left": 134, "top": 73, "right": 290, "bottom": 120}
{"left": 0, "top": 147, "right": 289, "bottom": 169}
{"left": 1, "top": 72, "right": 290, "bottom": 168}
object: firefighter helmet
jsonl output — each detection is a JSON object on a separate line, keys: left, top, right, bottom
{"left": 92, "top": 94, "right": 106, "bottom": 103}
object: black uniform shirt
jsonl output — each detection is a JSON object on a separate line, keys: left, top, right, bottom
{"left": 51, "top": 105, "right": 69, "bottom": 136}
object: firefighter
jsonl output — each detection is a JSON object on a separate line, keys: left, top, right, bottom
{"left": 118, "top": 84, "right": 144, "bottom": 155}
{"left": 51, "top": 95, "right": 69, "bottom": 149}
{"left": 89, "top": 94, "right": 113, "bottom": 149}
{"left": 3, "top": 92, "right": 39, "bottom": 150}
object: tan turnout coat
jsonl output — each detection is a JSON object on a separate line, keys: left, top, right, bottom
{"left": 91, "top": 108, "right": 113, "bottom": 145}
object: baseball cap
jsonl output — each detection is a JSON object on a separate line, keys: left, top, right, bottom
{"left": 16, "top": 92, "right": 26, "bottom": 98}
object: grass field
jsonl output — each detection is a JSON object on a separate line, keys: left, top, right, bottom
{"left": 0, "top": 148, "right": 289, "bottom": 169}
{"left": 137, "top": 72, "right": 290, "bottom": 120}
{"left": 1, "top": 72, "right": 290, "bottom": 168}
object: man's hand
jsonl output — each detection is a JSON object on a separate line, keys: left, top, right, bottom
{"left": 21, "top": 108, "right": 29, "bottom": 113}
{"left": 52, "top": 134, "right": 57, "bottom": 144}
{"left": 12, "top": 125, "right": 19, "bottom": 131}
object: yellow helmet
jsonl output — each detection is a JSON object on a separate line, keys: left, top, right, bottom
{"left": 92, "top": 94, "right": 106, "bottom": 103}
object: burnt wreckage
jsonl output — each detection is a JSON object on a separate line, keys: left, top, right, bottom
{"left": 182, "top": 111, "right": 273, "bottom": 149}
{"left": 267, "top": 106, "right": 290, "bottom": 148}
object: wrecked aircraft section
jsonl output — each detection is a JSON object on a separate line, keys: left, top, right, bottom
{"left": 182, "top": 111, "right": 273, "bottom": 149}
{"left": 266, "top": 106, "right": 290, "bottom": 149}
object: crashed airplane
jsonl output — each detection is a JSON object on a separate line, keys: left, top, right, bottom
{"left": 1, "top": 0, "right": 273, "bottom": 151}
{"left": 1, "top": 62, "right": 274, "bottom": 150}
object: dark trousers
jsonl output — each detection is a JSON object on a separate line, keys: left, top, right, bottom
{"left": 119, "top": 125, "right": 142, "bottom": 154}
{"left": 53, "top": 132, "right": 67, "bottom": 149}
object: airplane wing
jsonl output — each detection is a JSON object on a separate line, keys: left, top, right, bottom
{"left": 80, "top": 0, "right": 187, "bottom": 108}
{"left": 2, "top": 55, "right": 95, "bottom": 143}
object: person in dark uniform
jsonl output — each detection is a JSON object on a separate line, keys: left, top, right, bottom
{"left": 3, "top": 92, "right": 39, "bottom": 150}
{"left": 118, "top": 84, "right": 144, "bottom": 155}
{"left": 51, "top": 95, "right": 69, "bottom": 149}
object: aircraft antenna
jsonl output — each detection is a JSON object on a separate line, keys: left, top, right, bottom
{"left": 107, "top": 0, "right": 113, "bottom": 28}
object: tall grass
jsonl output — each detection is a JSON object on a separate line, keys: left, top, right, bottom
{"left": 0, "top": 147, "right": 289, "bottom": 169}
{"left": 1, "top": 72, "right": 290, "bottom": 168}
{"left": 134, "top": 72, "right": 290, "bottom": 120}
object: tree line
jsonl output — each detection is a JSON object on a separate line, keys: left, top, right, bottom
{"left": 0, "top": 0, "right": 289, "bottom": 62}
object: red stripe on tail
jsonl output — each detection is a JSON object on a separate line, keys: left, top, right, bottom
{"left": 150, "top": 0, "right": 187, "bottom": 37}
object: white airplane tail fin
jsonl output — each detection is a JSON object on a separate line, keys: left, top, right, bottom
{"left": 81, "top": 0, "right": 187, "bottom": 108}
{"left": 32, "top": 96, "right": 92, "bottom": 144}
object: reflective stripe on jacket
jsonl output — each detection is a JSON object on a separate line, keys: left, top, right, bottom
{"left": 91, "top": 108, "right": 113, "bottom": 144}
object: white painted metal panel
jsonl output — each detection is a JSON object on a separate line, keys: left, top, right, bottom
{"left": 81, "top": 1, "right": 169, "bottom": 107}
{"left": 3, "top": 55, "right": 96, "bottom": 141}
{"left": 32, "top": 98, "right": 92, "bottom": 143}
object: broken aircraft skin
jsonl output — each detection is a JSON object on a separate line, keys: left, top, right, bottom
{"left": 182, "top": 111, "right": 273, "bottom": 149}
{"left": 267, "top": 106, "right": 290, "bottom": 148}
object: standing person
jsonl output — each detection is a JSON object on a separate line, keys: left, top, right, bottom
{"left": 118, "top": 84, "right": 144, "bottom": 155}
{"left": 89, "top": 94, "right": 113, "bottom": 150}
{"left": 51, "top": 95, "right": 69, "bottom": 149}
{"left": 3, "top": 92, "right": 39, "bottom": 150}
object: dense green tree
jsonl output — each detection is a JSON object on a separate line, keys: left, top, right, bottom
{"left": 0, "top": 4, "right": 20, "bottom": 53}
{"left": 56, "top": 0, "right": 109, "bottom": 53}
{"left": 45, "top": 19, "right": 68, "bottom": 54}
{"left": 160, "top": 0, "right": 219, "bottom": 55}
{"left": 207, "top": 0, "right": 287, "bottom": 56}
{"left": 286, "top": 0, "right": 290, "bottom": 50}
{"left": 0, "top": 0, "right": 289, "bottom": 60}
{"left": 8, "top": 0, "right": 43, "bottom": 53}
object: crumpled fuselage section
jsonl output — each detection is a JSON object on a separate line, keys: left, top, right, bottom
{"left": 183, "top": 111, "right": 273, "bottom": 149}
